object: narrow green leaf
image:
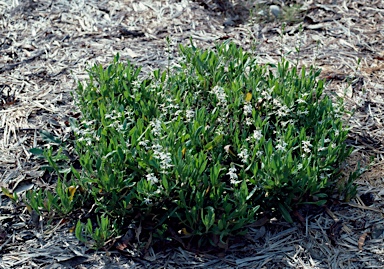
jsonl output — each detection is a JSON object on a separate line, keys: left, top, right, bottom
{"left": 278, "top": 203, "right": 293, "bottom": 223}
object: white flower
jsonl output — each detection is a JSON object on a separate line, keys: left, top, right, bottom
{"left": 252, "top": 129, "right": 263, "bottom": 141}
{"left": 152, "top": 143, "right": 162, "bottom": 150}
{"left": 302, "top": 140, "right": 312, "bottom": 147}
{"left": 275, "top": 141, "right": 287, "bottom": 152}
{"left": 243, "top": 103, "right": 253, "bottom": 115}
{"left": 227, "top": 167, "right": 238, "bottom": 181}
{"left": 146, "top": 173, "right": 159, "bottom": 184}
{"left": 150, "top": 119, "right": 162, "bottom": 136}
{"left": 273, "top": 98, "right": 281, "bottom": 106}
{"left": 302, "top": 140, "right": 312, "bottom": 153}
{"left": 245, "top": 117, "right": 253, "bottom": 126}
{"left": 211, "top": 85, "right": 227, "bottom": 106}
{"left": 261, "top": 89, "right": 272, "bottom": 100}
{"left": 224, "top": 145, "right": 231, "bottom": 154}
{"left": 185, "top": 109, "right": 195, "bottom": 122}
{"left": 143, "top": 197, "right": 152, "bottom": 205}
{"left": 297, "top": 163, "right": 303, "bottom": 170}
{"left": 138, "top": 140, "right": 149, "bottom": 148}
{"left": 159, "top": 152, "right": 173, "bottom": 170}
{"left": 280, "top": 119, "right": 295, "bottom": 127}
{"left": 238, "top": 148, "right": 249, "bottom": 163}
{"left": 297, "top": 98, "right": 306, "bottom": 104}
{"left": 276, "top": 105, "right": 291, "bottom": 117}
{"left": 297, "top": 110, "right": 309, "bottom": 115}
{"left": 227, "top": 166, "right": 242, "bottom": 185}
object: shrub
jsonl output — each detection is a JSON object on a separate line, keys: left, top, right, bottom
{"left": 26, "top": 40, "right": 358, "bottom": 249}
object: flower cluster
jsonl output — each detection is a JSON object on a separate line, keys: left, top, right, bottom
{"left": 227, "top": 166, "right": 242, "bottom": 185}
{"left": 210, "top": 85, "right": 227, "bottom": 107}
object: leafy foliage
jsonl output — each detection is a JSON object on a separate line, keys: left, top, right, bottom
{"left": 25, "top": 40, "right": 358, "bottom": 250}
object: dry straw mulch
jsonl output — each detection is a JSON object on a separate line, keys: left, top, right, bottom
{"left": 0, "top": 0, "right": 383, "bottom": 268}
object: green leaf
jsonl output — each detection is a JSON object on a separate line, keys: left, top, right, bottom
{"left": 29, "top": 148, "right": 44, "bottom": 156}
{"left": 162, "top": 176, "right": 169, "bottom": 192}
{"left": 201, "top": 206, "right": 215, "bottom": 232}
{"left": 278, "top": 203, "right": 293, "bottom": 223}
{"left": 204, "top": 134, "right": 223, "bottom": 151}
{"left": 40, "top": 130, "right": 62, "bottom": 145}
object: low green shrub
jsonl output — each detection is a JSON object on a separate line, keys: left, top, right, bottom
{"left": 27, "top": 40, "right": 358, "bottom": 249}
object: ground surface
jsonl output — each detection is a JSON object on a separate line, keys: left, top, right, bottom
{"left": 0, "top": 0, "right": 384, "bottom": 268}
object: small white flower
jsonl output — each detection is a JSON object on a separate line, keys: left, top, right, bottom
{"left": 252, "top": 129, "right": 263, "bottom": 141}
{"left": 302, "top": 140, "right": 312, "bottom": 147}
{"left": 185, "top": 109, "right": 195, "bottom": 122}
{"left": 245, "top": 117, "right": 253, "bottom": 126}
{"left": 297, "top": 110, "right": 309, "bottom": 115}
{"left": 224, "top": 145, "right": 231, "bottom": 154}
{"left": 227, "top": 166, "right": 242, "bottom": 184}
{"left": 152, "top": 143, "right": 163, "bottom": 151}
{"left": 275, "top": 142, "right": 287, "bottom": 152}
{"left": 152, "top": 143, "right": 163, "bottom": 159}
{"left": 230, "top": 179, "right": 242, "bottom": 185}
{"left": 238, "top": 148, "right": 249, "bottom": 163}
{"left": 150, "top": 119, "right": 162, "bottom": 136}
{"left": 273, "top": 98, "right": 281, "bottom": 106}
{"left": 243, "top": 103, "right": 253, "bottom": 116}
{"left": 276, "top": 105, "right": 291, "bottom": 117}
{"left": 227, "top": 167, "right": 238, "bottom": 181}
{"left": 159, "top": 152, "right": 173, "bottom": 170}
{"left": 297, "top": 163, "right": 303, "bottom": 170}
{"left": 211, "top": 85, "right": 227, "bottom": 106}
{"left": 154, "top": 188, "right": 162, "bottom": 195}
{"left": 302, "top": 140, "right": 312, "bottom": 153}
{"left": 138, "top": 140, "right": 148, "bottom": 147}
{"left": 297, "top": 98, "right": 306, "bottom": 104}
{"left": 143, "top": 197, "right": 152, "bottom": 205}
{"left": 146, "top": 173, "right": 159, "bottom": 184}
